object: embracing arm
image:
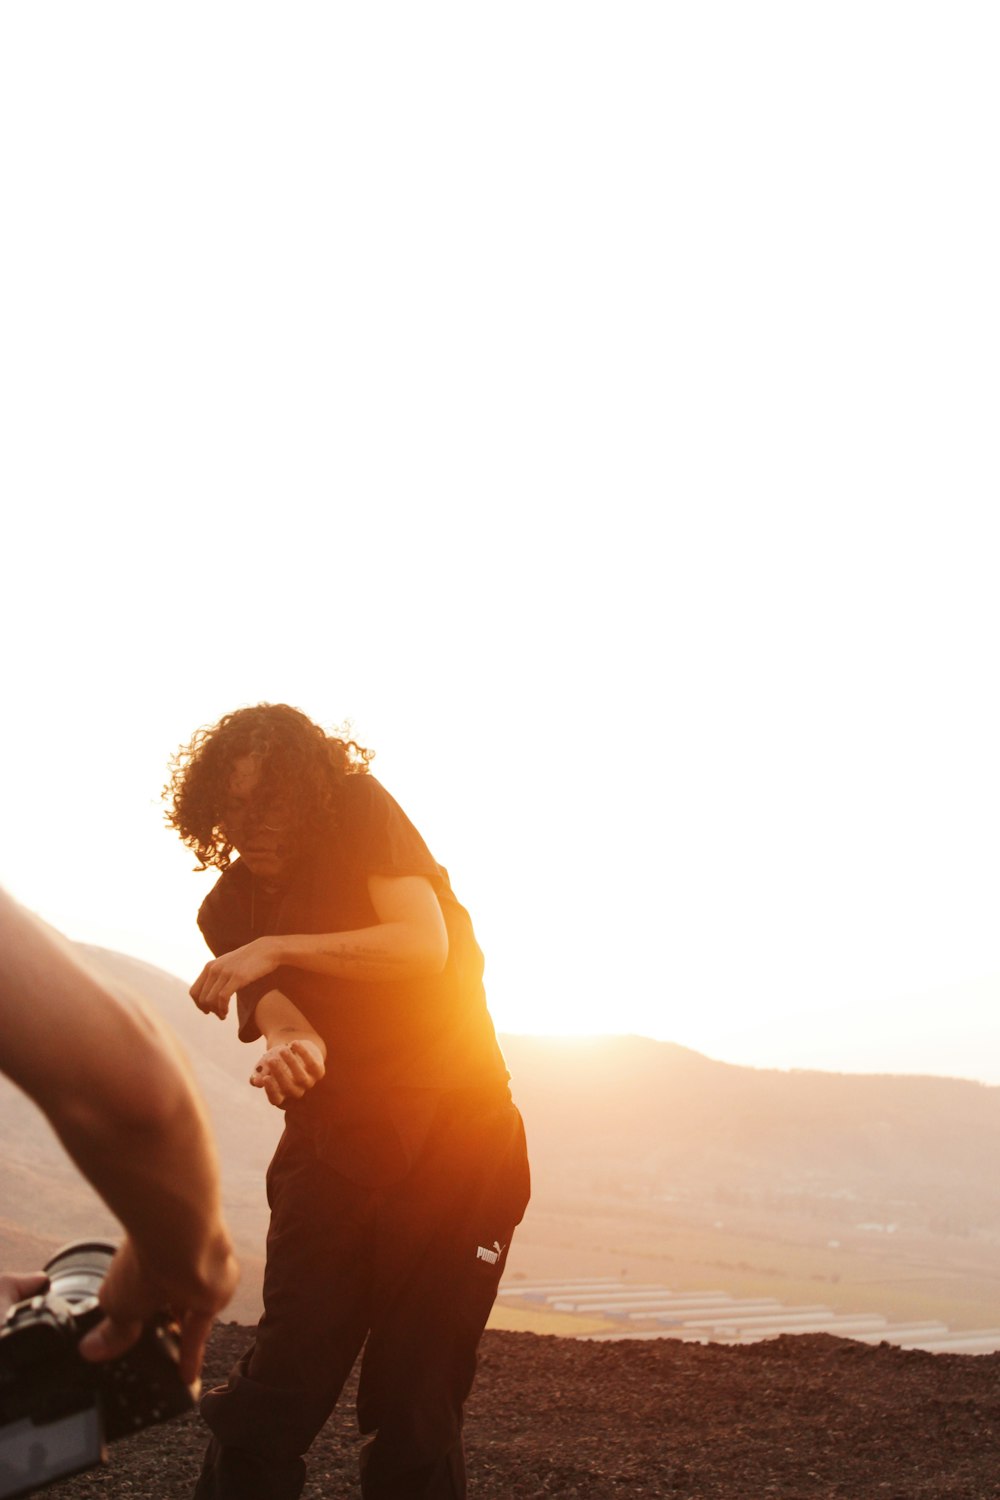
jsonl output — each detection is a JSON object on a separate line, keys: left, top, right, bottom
{"left": 0, "top": 890, "right": 238, "bottom": 1383}
{"left": 191, "top": 875, "right": 449, "bottom": 1019}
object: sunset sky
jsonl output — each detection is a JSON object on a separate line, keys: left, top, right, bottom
{"left": 3, "top": 6, "right": 998, "bottom": 1084}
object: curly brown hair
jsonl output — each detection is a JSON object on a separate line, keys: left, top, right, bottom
{"left": 164, "top": 703, "right": 374, "bottom": 871}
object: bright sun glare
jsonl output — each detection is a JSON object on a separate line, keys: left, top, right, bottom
{"left": 1, "top": 5, "right": 999, "bottom": 1084}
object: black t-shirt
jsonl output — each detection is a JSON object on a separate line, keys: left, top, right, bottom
{"left": 196, "top": 775, "right": 510, "bottom": 1106}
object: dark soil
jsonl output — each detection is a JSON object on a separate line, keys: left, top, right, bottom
{"left": 45, "top": 1323, "right": 1000, "bottom": 1499}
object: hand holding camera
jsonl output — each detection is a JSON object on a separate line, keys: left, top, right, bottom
{"left": 76, "top": 1233, "right": 232, "bottom": 1391}
{"left": 0, "top": 1240, "right": 198, "bottom": 1499}
{"left": 0, "top": 1283, "right": 48, "bottom": 1329}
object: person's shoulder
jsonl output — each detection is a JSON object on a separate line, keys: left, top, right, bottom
{"left": 333, "top": 772, "right": 440, "bottom": 875}
{"left": 339, "top": 770, "right": 383, "bottom": 798}
{"left": 337, "top": 772, "right": 395, "bottom": 820}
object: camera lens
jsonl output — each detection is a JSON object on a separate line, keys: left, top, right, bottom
{"left": 42, "top": 1240, "right": 117, "bottom": 1309}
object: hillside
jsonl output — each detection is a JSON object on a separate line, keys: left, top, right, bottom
{"left": 501, "top": 1031, "right": 1000, "bottom": 1224}
{"left": 2, "top": 947, "right": 998, "bottom": 1333}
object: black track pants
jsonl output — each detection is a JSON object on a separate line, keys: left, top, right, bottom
{"left": 193, "top": 1094, "right": 529, "bottom": 1500}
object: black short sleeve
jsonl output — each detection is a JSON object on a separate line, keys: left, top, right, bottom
{"left": 340, "top": 776, "right": 443, "bottom": 883}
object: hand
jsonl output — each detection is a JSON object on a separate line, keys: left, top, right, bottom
{"left": 190, "top": 938, "right": 279, "bottom": 1020}
{"left": 0, "top": 1270, "right": 49, "bottom": 1322}
{"left": 250, "top": 1039, "right": 325, "bottom": 1108}
{"left": 77, "top": 1235, "right": 239, "bottom": 1389}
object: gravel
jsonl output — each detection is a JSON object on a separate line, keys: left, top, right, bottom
{"left": 42, "top": 1322, "right": 1000, "bottom": 1499}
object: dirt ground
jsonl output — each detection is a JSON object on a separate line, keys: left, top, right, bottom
{"left": 43, "top": 1322, "right": 1000, "bottom": 1499}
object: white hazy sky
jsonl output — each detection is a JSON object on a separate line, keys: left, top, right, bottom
{"left": 2, "top": 5, "right": 999, "bottom": 1084}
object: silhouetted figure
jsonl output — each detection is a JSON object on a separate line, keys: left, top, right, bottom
{"left": 165, "top": 703, "right": 530, "bottom": 1500}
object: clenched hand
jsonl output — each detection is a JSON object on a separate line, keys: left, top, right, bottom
{"left": 251, "top": 1039, "right": 326, "bottom": 1107}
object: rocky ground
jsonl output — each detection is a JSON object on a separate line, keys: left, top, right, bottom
{"left": 39, "top": 1323, "right": 1000, "bottom": 1499}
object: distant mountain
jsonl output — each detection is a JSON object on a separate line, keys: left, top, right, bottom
{"left": 2, "top": 949, "right": 998, "bottom": 1326}
{"left": 500, "top": 1032, "right": 1000, "bottom": 1232}
{"left": 714, "top": 974, "right": 1000, "bottom": 1085}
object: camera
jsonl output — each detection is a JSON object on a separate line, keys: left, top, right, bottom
{"left": 0, "top": 1239, "right": 195, "bottom": 1499}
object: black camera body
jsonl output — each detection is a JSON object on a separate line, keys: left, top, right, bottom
{"left": 0, "top": 1240, "right": 195, "bottom": 1499}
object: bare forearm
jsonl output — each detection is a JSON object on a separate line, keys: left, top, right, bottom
{"left": 257, "top": 988, "right": 327, "bottom": 1056}
{"left": 190, "top": 875, "right": 449, "bottom": 1018}
{"left": 56, "top": 1092, "right": 234, "bottom": 1303}
{"left": 0, "top": 892, "right": 235, "bottom": 1306}
{"left": 267, "top": 923, "right": 447, "bottom": 982}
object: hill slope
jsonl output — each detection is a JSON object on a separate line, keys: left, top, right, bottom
{"left": 500, "top": 1031, "right": 1000, "bottom": 1230}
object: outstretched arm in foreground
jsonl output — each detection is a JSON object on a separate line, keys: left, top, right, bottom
{"left": 0, "top": 889, "right": 238, "bottom": 1384}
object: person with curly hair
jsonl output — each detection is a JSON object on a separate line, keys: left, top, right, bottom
{"left": 164, "top": 703, "right": 530, "bottom": 1500}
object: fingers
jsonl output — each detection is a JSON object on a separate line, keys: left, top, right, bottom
{"left": 250, "top": 1042, "right": 324, "bottom": 1106}
{"left": 0, "top": 1270, "right": 49, "bottom": 1322}
{"left": 175, "top": 1306, "right": 214, "bottom": 1390}
{"left": 78, "top": 1312, "right": 144, "bottom": 1365}
{"left": 263, "top": 1072, "right": 289, "bottom": 1108}
{"left": 77, "top": 1239, "right": 237, "bottom": 1389}
{"left": 251, "top": 1048, "right": 304, "bottom": 1103}
{"left": 189, "top": 964, "right": 213, "bottom": 1012}
{"left": 189, "top": 964, "right": 231, "bottom": 1020}
{"left": 249, "top": 1065, "right": 286, "bottom": 1108}
{"left": 290, "top": 1039, "right": 325, "bottom": 1077}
